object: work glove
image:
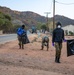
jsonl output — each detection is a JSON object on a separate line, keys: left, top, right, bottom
{"left": 64, "top": 39, "right": 67, "bottom": 42}
{"left": 52, "top": 43, "right": 54, "bottom": 46}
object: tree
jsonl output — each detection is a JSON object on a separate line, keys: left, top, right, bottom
{"left": 4, "top": 14, "right": 11, "bottom": 21}
{"left": 36, "top": 22, "right": 43, "bottom": 30}
{"left": 0, "top": 18, "right": 5, "bottom": 30}
{"left": 2, "top": 19, "right": 13, "bottom": 33}
{"left": 41, "top": 24, "right": 47, "bottom": 30}
{"left": 0, "top": 12, "right": 5, "bottom": 19}
{"left": 0, "top": 12, "right": 13, "bottom": 33}
{"left": 69, "top": 31, "right": 74, "bottom": 35}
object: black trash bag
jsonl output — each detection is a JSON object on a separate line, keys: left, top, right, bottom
{"left": 22, "top": 35, "right": 30, "bottom": 44}
{"left": 67, "top": 39, "right": 74, "bottom": 56}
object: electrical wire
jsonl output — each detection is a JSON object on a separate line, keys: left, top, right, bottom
{"left": 49, "top": 0, "right": 53, "bottom": 12}
{"left": 55, "top": 1, "right": 74, "bottom": 5}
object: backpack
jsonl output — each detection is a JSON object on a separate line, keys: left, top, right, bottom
{"left": 17, "top": 28, "right": 25, "bottom": 36}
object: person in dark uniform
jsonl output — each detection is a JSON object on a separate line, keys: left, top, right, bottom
{"left": 52, "top": 22, "right": 66, "bottom": 63}
{"left": 41, "top": 36, "right": 49, "bottom": 51}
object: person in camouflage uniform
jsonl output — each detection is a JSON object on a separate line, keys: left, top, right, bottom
{"left": 52, "top": 22, "right": 65, "bottom": 63}
{"left": 17, "top": 25, "right": 27, "bottom": 49}
{"left": 41, "top": 36, "right": 49, "bottom": 51}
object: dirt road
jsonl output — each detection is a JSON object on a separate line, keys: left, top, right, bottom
{"left": 0, "top": 34, "right": 74, "bottom": 75}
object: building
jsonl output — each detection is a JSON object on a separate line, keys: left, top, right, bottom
{"left": 62, "top": 25, "right": 74, "bottom": 35}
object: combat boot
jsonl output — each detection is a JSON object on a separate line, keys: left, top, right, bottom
{"left": 19, "top": 43, "right": 21, "bottom": 49}
{"left": 55, "top": 56, "right": 58, "bottom": 62}
{"left": 22, "top": 44, "right": 24, "bottom": 49}
{"left": 41, "top": 45, "right": 44, "bottom": 50}
{"left": 57, "top": 57, "right": 60, "bottom": 63}
{"left": 55, "top": 56, "right": 60, "bottom": 63}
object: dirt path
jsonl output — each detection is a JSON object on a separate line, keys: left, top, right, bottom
{"left": 0, "top": 34, "right": 74, "bottom": 75}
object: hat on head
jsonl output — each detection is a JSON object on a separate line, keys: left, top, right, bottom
{"left": 56, "top": 22, "right": 61, "bottom": 26}
{"left": 22, "top": 25, "right": 25, "bottom": 28}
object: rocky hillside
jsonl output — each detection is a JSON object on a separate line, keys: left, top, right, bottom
{"left": 0, "top": 6, "right": 74, "bottom": 28}
{"left": 53, "top": 15, "right": 74, "bottom": 26}
{"left": 0, "top": 6, "right": 46, "bottom": 27}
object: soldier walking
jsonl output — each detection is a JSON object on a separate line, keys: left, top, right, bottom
{"left": 52, "top": 22, "right": 66, "bottom": 63}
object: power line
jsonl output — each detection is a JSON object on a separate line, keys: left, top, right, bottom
{"left": 55, "top": 1, "right": 74, "bottom": 5}
{"left": 49, "top": 0, "right": 53, "bottom": 14}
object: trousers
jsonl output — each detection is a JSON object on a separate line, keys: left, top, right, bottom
{"left": 55, "top": 42, "right": 62, "bottom": 62}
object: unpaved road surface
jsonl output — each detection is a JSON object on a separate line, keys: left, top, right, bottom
{"left": 0, "top": 34, "right": 74, "bottom": 75}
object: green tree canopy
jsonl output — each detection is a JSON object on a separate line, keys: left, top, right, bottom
{"left": 4, "top": 14, "right": 11, "bottom": 21}
{"left": 0, "top": 12, "right": 13, "bottom": 33}
{"left": 41, "top": 24, "right": 47, "bottom": 30}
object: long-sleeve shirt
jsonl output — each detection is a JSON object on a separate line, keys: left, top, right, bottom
{"left": 52, "top": 28, "right": 64, "bottom": 43}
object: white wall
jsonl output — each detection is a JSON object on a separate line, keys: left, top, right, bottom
{"left": 62, "top": 25, "right": 74, "bottom": 35}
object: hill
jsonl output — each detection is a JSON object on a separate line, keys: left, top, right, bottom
{"left": 54, "top": 15, "right": 74, "bottom": 26}
{"left": 0, "top": 6, "right": 46, "bottom": 28}
{"left": 0, "top": 6, "right": 74, "bottom": 28}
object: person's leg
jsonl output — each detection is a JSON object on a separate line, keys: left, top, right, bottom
{"left": 21, "top": 42, "right": 24, "bottom": 49}
{"left": 47, "top": 43, "right": 49, "bottom": 51}
{"left": 19, "top": 42, "right": 21, "bottom": 49}
{"left": 41, "top": 39, "right": 44, "bottom": 50}
{"left": 55, "top": 43, "right": 58, "bottom": 62}
{"left": 18, "top": 36, "right": 22, "bottom": 49}
{"left": 21, "top": 37, "right": 24, "bottom": 49}
{"left": 41, "top": 43, "right": 44, "bottom": 50}
{"left": 55, "top": 43, "right": 60, "bottom": 63}
{"left": 58, "top": 43, "right": 62, "bottom": 62}
{"left": 47, "top": 39, "right": 49, "bottom": 51}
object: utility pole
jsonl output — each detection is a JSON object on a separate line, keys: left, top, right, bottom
{"left": 44, "top": 12, "right": 50, "bottom": 31}
{"left": 53, "top": 0, "right": 55, "bottom": 30}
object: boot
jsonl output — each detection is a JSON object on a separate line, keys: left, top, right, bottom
{"left": 22, "top": 44, "right": 24, "bottom": 49}
{"left": 19, "top": 43, "right": 21, "bottom": 49}
{"left": 41, "top": 46, "right": 44, "bottom": 50}
{"left": 57, "top": 57, "right": 60, "bottom": 63}
{"left": 55, "top": 56, "right": 58, "bottom": 62}
{"left": 55, "top": 56, "right": 60, "bottom": 63}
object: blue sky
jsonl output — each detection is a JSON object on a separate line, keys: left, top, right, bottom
{"left": 0, "top": 0, "right": 74, "bottom": 19}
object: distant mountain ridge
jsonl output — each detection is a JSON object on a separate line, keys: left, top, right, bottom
{"left": 0, "top": 6, "right": 74, "bottom": 28}
{"left": 0, "top": 6, "right": 46, "bottom": 27}
{"left": 53, "top": 15, "right": 74, "bottom": 26}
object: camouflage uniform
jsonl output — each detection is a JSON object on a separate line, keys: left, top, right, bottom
{"left": 52, "top": 22, "right": 65, "bottom": 63}
{"left": 17, "top": 35, "right": 25, "bottom": 49}
{"left": 55, "top": 42, "right": 62, "bottom": 62}
{"left": 17, "top": 25, "right": 26, "bottom": 49}
{"left": 41, "top": 36, "right": 49, "bottom": 51}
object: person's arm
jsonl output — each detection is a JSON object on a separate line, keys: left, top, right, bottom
{"left": 52, "top": 30, "right": 55, "bottom": 43}
{"left": 62, "top": 30, "right": 66, "bottom": 42}
{"left": 17, "top": 28, "right": 21, "bottom": 36}
{"left": 62, "top": 30, "right": 64, "bottom": 40}
{"left": 21, "top": 29, "right": 27, "bottom": 36}
{"left": 52, "top": 30, "right": 55, "bottom": 46}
